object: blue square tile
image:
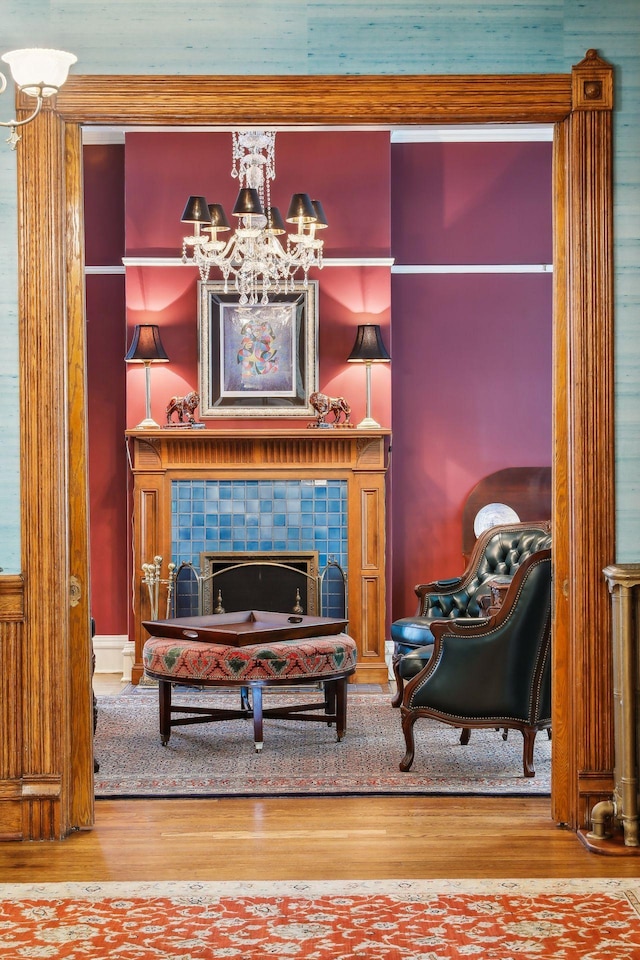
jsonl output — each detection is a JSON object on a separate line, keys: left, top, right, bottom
{"left": 260, "top": 500, "right": 273, "bottom": 513}
{"left": 260, "top": 540, "right": 273, "bottom": 550}
{"left": 192, "top": 513, "right": 205, "bottom": 527}
{"left": 220, "top": 528, "right": 232, "bottom": 541}
{"left": 274, "top": 540, "right": 287, "bottom": 550}
{"left": 232, "top": 484, "right": 245, "bottom": 500}
{"left": 273, "top": 514, "right": 287, "bottom": 527}
{"left": 220, "top": 485, "right": 232, "bottom": 500}
{"left": 205, "top": 484, "right": 219, "bottom": 501}
{"left": 274, "top": 482, "right": 287, "bottom": 499}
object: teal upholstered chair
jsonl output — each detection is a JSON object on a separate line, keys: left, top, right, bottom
{"left": 398, "top": 547, "right": 552, "bottom": 778}
{"left": 390, "top": 521, "right": 552, "bottom": 707}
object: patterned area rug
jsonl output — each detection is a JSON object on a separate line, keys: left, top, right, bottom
{"left": 1, "top": 879, "right": 639, "bottom": 959}
{"left": 94, "top": 687, "right": 551, "bottom": 797}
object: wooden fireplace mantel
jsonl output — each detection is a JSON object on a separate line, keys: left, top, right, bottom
{"left": 126, "top": 427, "right": 391, "bottom": 683}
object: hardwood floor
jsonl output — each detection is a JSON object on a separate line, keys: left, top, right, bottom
{"left": 4, "top": 678, "right": 635, "bottom": 882}
{"left": 3, "top": 797, "right": 639, "bottom": 883}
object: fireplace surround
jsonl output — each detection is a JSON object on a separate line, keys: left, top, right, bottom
{"left": 127, "top": 427, "right": 390, "bottom": 683}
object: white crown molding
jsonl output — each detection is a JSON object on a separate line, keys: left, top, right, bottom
{"left": 88, "top": 259, "right": 552, "bottom": 275}
{"left": 392, "top": 263, "right": 553, "bottom": 273}
{"left": 117, "top": 257, "right": 395, "bottom": 270}
{"left": 82, "top": 123, "right": 554, "bottom": 146}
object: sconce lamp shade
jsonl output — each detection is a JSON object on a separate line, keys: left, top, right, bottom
{"left": 1, "top": 48, "right": 77, "bottom": 97}
{"left": 347, "top": 324, "right": 391, "bottom": 363}
{"left": 124, "top": 324, "right": 170, "bottom": 364}
{"left": 181, "top": 196, "right": 212, "bottom": 224}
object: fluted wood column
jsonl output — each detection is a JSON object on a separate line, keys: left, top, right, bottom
{"left": 552, "top": 50, "right": 615, "bottom": 828}
{"left": 13, "top": 103, "right": 93, "bottom": 838}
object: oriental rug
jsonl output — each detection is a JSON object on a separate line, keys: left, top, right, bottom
{"left": 94, "top": 687, "right": 551, "bottom": 798}
{"left": 1, "top": 879, "right": 639, "bottom": 959}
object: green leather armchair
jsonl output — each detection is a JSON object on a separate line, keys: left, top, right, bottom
{"left": 398, "top": 548, "right": 552, "bottom": 778}
{"left": 390, "top": 521, "right": 552, "bottom": 706}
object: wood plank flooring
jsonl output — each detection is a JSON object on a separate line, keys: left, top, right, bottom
{"left": 3, "top": 797, "right": 640, "bottom": 882}
{"left": 4, "top": 680, "right": 636, "bottom": 882}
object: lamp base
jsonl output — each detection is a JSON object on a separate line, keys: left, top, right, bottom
{"left": 356, "top": 416, "right": 382, "bottom": 429}
{"left": 133, "top": 417, "right": 162, "bottom": 430}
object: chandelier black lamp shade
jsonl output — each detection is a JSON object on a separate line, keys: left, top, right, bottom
{"left": 346, "top": 324, "right": 391, "bottom": 429}
{"left": 124, "top": 324, "right": 170, "bottom": 430}
{"left": 180, "top": 131, "right": 327, "bottom": 305}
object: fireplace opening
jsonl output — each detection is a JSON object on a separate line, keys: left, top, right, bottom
{"left": 201, "top": 552, "right": 319, "bottom": 616}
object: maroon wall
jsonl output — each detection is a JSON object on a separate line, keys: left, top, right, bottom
{"left": 85, "top": 134, "right": 552, "bottom": 635}
{"left": 85, "top": 145, "right": 128, "bottom": 636}
{"left": 123, "top": 131, "right": 391, "bottom": 428}
{"left": 390, "top": 141, "right": 552, "bottom": 616}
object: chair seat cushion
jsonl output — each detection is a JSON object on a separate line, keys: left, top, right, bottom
{"left": 398, "top": 643, "right": 435, "bottom": 680}
{"left": 391, "top": 616, "right": 435, "bottom": 649}
{"left": 143, "top": 632, "right": 357, "bottom": 684}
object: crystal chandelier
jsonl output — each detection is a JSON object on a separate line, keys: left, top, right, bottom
{"left": 180, "top": 131, "right": 327, "bottom": 304}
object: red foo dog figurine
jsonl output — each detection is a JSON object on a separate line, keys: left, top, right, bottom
{"left": 166, "top": 390, "right": 200, "bottom": 426}
{"left": 308, "top": 391, "right": 353, "bottom": 428}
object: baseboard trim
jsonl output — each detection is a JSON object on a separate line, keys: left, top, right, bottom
{"left": 93, "top": 635, "right": 133, "bottom": 679}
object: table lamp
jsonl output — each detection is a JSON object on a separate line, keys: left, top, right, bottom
{"left": 124, "top": 324, "right": 170, "bottom": 429}
{"left": 346, "top": 324, "right": 391, "bottom": 428}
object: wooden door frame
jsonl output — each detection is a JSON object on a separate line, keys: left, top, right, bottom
{"left": 8, "top": 50, "right": 614, "bottom": 838}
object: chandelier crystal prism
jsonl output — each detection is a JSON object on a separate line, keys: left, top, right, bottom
{"left": 181, "top": 131, "right": 327, "bottom": 304}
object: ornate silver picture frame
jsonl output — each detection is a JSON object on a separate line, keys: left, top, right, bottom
{"left": 198, "top": 281, "right": 319, "bottom": 418}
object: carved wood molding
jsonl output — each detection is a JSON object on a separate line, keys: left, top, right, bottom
{"left": 55, "top": 74, "right": 573, "bottom": 125}
{"left": 7, "top": 54, "right": 615, "bottom": 838}
{"left": 126, "top": 431, "right": 390, "bottom": 685}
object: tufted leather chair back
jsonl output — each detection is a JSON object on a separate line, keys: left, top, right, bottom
{"left": 419, "top": 522, "right": 552, "bottom": 620}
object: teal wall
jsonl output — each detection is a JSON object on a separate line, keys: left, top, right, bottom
{"left": 1, "top": 0, "right": 639, "bottom": 572}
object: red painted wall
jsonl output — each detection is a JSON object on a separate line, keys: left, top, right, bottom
{"left": 85, "top": 134, "right": 552, "bottom": 635}
{"left": 85, "top": 145, "right": 129, "bottom": 637}
{"left": 123, "top": 131, "right": 391, "bottom": 428}
{"left": 390, "top": 141, "right": 552, "bottom": 617}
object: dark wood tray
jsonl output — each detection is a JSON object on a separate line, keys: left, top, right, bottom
{"left": 142, "top": 609, "right": 349, "bottom": 647}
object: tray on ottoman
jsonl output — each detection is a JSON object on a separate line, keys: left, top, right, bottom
{"left": 142, "top": 609, "right": 349, "bottom": 647}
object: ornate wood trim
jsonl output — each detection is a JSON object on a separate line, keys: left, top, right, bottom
{"left": 5, "top": 59, "right": 614, "bottom": 838}
{"left": 126, "top": 429, "right": 390, "bottom": 684}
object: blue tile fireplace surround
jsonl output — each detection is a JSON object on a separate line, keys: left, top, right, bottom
{"left": 171, "top": 478, "right": 348, "bottom": 618}
{"left": 127, "top": 429, "right": 390, "bottom": 684}
{"left": 173, "top": 478, "right": 347, "bottom": 571}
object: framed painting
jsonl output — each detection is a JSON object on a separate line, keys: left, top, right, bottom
{"left": 198, "top": 281, "right": 319, "bottom": 418}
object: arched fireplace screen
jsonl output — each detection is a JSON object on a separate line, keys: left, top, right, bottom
{"left": 166, "top": 552, "right": 347, "bottom": 621}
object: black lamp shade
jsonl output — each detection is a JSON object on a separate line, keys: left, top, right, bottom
{"left": 124, "top": 324, "right": 170, "bottom": 363}
{"left": 181, "top": 196, "right": 212, "bottom": 224}
{"left": 233, "top": 188, "right": 264, "bottom": 217}
{"left": 265, "top": 206, "right": 286, "bottom": 235}
{"left": 311, "top": 200, "right": 328, "bottom": 228}
{"left": 347, "top": 324, "right": 391, "bottom": 363}
{"left": 286, "top": 193, "right": 317, "bottom": 224}
{"left": 208, "top": 203, "right": 231, "bottom": 230}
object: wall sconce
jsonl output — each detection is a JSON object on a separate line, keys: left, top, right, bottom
{"left": 346, "top": 324, "right": 391, "bottom": 429}
{"left": 124, "top": 324, "right": 170, "bottom": 429}
{"left": 0, "top": 48, "right": 77, "bottom": 149}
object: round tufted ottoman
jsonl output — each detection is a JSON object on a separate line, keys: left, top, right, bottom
{"left": 143, "top": 632, "right": 357, "bottom": 751}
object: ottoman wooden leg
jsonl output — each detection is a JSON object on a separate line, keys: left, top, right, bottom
{"left": 335, "top": 676, "right": 348, "bottom": 742}
{"left": 252, "top": 685, "right": 264, "bottom": 752}
{"left": 324, "top": 679, "right": 336, "bottom": 724}
{"left": 159, "top": 679, "right": 172, "bottom": 745}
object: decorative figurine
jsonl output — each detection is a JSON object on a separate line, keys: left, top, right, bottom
{"left": 308, "top": 391, "right": 353, "bottom": 428}
{"left": 165, "top": 390, "right": 200, "bottom": 426}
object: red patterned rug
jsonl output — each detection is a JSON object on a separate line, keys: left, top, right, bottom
{"left": 1, "top": 879, "right": 638, "bottom": 958}
{"left": 94, "top": 689, "right": 552, "bottom": 797}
